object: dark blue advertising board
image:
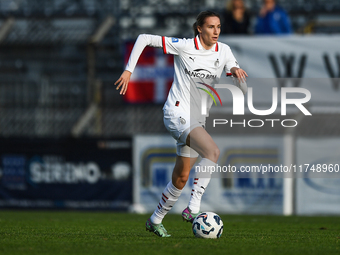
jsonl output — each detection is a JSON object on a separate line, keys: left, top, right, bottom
{"left": 0, "top": 138, "right": 132, "bottom": 210}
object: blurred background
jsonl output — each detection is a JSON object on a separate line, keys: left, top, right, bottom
{"left": 0, "top": 0, "right": 339, "bottom": 215}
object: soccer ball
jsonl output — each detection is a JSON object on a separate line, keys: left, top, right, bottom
{"left": 192, "top": 212, "right": 223, "bottom": 239}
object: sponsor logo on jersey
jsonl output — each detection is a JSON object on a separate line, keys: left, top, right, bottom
{"left": 172, "top": 38, "right": 179, "bottom": 43}
{"left": 184, "top": 68, "right": 217, "bottom": 79}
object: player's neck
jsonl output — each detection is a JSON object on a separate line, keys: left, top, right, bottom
{"left": 199, "top": 35, "right": 214, "bottom": 50}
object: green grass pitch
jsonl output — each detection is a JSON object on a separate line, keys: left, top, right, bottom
{"left": 0, "top": 211, "right": 339, "bottom": 255}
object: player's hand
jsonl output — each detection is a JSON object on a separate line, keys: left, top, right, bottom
{"left": 231, "top": 67, "right": 248, "bottom": 83}
{"left": 114, "top": 70, "right": 132, "bottom": 95}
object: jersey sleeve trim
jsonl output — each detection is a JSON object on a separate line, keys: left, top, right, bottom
{"left": 162, "top": 36, "right": 167, "bottom": 54}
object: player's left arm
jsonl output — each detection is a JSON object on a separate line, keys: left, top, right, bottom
{"left": 224, "top": 46, "right": 248, "bottom": 82}
{"left": 230, "top": 67, "right": 248, "bottom": 82}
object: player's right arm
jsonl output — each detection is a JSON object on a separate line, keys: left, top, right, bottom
{"left": 114, "top": 70, "right": 131, "bottom": 95}
{"left": 115, "top": 34, "right": 185, "bottom": 95}
{"left": 114, "top": 34, "right": 162, "bottom": 95}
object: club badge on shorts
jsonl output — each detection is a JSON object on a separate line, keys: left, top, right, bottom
{"left": 179, "top": 116, "right": 186, "bottom": 125}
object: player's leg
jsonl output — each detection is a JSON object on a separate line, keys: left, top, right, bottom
{"left": 187, "top": 126, "right": 220, "bottom": 162}
{"left": 146, "top": 155, "right": 197, "bottom": 237}
{"left": 182, "top": 126, "right": 219, "bottom": 222}
{"left": 172, "top": 155, "right": 198, "bottom": 189}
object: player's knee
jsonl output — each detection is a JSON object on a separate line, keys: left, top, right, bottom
{"left": 207, "top": 146, "right": 220, "bottom": 162}
{"left": 213, "top": 146, "right": 220, "bottom": 161}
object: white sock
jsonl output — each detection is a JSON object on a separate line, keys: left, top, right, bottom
{"left": 150, "top": 181, "right": 182, "bottom": 224}
{"left": 188, "top": 158, "right": 215, "bottom": 213}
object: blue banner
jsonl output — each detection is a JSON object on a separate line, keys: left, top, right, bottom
{"left": 0, "top": 138, "right": 132, "bottom": 210}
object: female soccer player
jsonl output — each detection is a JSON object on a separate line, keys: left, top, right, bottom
{"left": 115, "top": 10, "right": 247, "bottom": 237}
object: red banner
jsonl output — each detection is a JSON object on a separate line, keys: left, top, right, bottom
{"left": 124, "top": 42, "right": 174, "bottom": 104}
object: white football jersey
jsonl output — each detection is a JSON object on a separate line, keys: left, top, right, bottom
{"left": 125, "top": 34, "right": 240, "bottom": 122}
{"left": 162, "top": 35, "right": 239, "bottom": 122}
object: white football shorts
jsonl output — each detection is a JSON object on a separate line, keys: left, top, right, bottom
{"left": 163, "top": 109, "right": 203, "bottom": 158}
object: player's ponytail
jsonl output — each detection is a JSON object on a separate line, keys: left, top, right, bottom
{"left": 193, "top": 22, "right": 199, "bottom": 37}
{"left": 193, "top": 10, "right": 221, "bottom": 37}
